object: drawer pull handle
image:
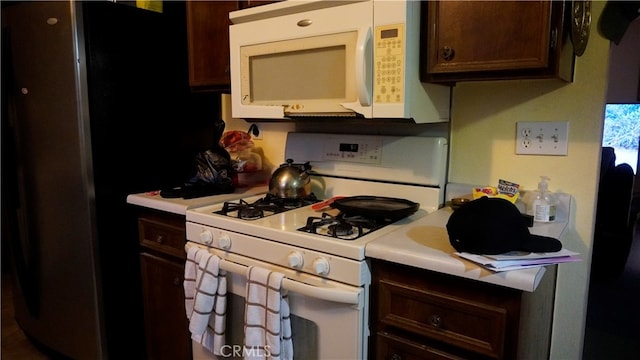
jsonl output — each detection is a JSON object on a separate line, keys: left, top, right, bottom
{"left": 429, "top": 314, "right": 442, "bottom": 328}
{"left": 156, "top": 235, "right": 164, "bottom": 244}
{"left": 390, "top": 354, "right": 402, "bottom": 360}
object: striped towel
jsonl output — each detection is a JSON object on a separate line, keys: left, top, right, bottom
{"left": 244, "top": 266, "right": 293, "bottom": 360}
{"left": 184, "top": 247, "right": 227, "bottom": 355}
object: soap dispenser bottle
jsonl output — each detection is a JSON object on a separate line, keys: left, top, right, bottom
{"left": 527, "top": 176, "right": 558, "bottom": 222}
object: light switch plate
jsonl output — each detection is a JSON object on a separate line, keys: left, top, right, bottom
{"left": 516, "top": 121, "right": 569, "bottom": 155}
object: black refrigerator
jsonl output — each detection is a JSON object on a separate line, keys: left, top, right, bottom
{"left": 1, "top": 1, "right": 220, "bottom": 358}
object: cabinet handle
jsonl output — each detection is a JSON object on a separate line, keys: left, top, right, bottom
{"left": 155, "top": 235, "right": 164, "bottom": 244}
{"left": 390, "top": 354, "right": 402, "bottom": 360}
{"left": 550, "top": 27, "right": 558, "bottom": 50}
{"left": 429, "top": 314, "right": 443, "bottom": 328}
{"left": 173, "top": 277, "right": 181, "bottom": 286}
{"left": 439, "top": 46, "right": 455, "bottom": 61}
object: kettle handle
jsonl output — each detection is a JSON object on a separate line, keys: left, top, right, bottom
{"left": 282, "top": 159, "right": 311, "bottom": 172}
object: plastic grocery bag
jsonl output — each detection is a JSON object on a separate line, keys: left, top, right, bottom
{"left": 160, "top": 147, "right": 235, "bottom": 199}
{"left": 160, "top": 117, "right": 236, "bottom": 199}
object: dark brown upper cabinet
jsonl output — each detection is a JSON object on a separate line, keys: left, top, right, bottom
{"left": 421, "top": 1, "right": 575, "bottom": 84}
{"left": 186, "top": 1, "right": 278, "bottom": 92}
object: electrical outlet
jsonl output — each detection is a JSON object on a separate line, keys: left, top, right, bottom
{"left": 516, "top": 121, "right": 568, "bottom": 155}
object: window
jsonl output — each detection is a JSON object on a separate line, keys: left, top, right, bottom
{"left": 602, "top": 104, "right": 640, "bottom": 174}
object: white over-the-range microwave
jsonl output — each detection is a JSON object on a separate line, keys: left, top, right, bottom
{"left": 229, "top": 0, "right": 451, "bottom": 123}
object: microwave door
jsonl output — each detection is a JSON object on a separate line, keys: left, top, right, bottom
{"left": 228, "top": 24, "right": 284, "bottom": 119}
{"left": 229, "top": 0, "right": 374, "bottom": 120}
{"left": 230, "top": 101, "right": 285, "bottom": 120}
{"left": 232, "top": 30, "right": 368, "bottom": 119}
{"left": 339, "top": 27, "right": 373, "bottom": 118}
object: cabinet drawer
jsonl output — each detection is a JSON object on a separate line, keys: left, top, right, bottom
{"left": 377, "top": 331, "right": 464, "bottom": 360}
{"left": 139, "top": 217, "right": 186, "bottom": 259}
{"left": 378, "top": 278, "right": 508, "bottom": 359}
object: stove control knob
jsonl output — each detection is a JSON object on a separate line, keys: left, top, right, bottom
{"left": 199, "top": 230, "right": 213, "bottom": 245}
{"left": 287, "top": 251, "right": 304, "bottom": 269}
{"left": 312, "top": 257, "right": 330, "bottom": 275}
{"left": 218, "top": 235, "right": 231, "bottom": 250}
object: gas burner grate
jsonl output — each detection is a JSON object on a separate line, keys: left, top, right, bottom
{"left": 259, "top": 193, "right": 320, "bottom": 209}
{"left": 298, "top": 212, "right": 389, "bottom": 240}
{"left": 215, "top": 199, "right": 285, "bottom": 219}
{"left": 215, "top": 193, "right": 320, "bottom": 220}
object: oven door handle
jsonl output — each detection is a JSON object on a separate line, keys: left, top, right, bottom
{"left": 185, "top": 243, "right": 362, "bottom": 305}
{"left": 220, "top": 257, "right": 362, "bottom": 305}
{"left": 280, "top": 277, "right": 361, "bottom": 305}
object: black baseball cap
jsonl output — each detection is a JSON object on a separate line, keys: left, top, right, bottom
{"left": 446, "top": 197, "right": 562, "bottom": 255}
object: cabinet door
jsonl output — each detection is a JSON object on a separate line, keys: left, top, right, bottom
{"left": 370, "top": 260, "right": 521, "bottom": 360}
{"left": 422, "top": 1, "right": 573, "bottom": 83}
{"left": 140, "top": 253, "right": 191, "bottom": 360}
{"left": 186, "top": 1, "right": 239, "bottom": 91}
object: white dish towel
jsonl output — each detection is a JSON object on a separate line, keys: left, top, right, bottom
{"left": 244, "top": 266, "right": 293, "bottom": 360}
{"left": 184, "top": 246, "right": 227, "bottom": 356}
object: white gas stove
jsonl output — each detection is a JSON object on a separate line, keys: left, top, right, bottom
{"left": 185, "top": 132, "right": 448, "bottom": 360}
{"left": 186, "top": 132, "right": 448, "bottom": 285}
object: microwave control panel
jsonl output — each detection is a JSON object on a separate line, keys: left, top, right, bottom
{"left": 374, "top": 24, "right": 405, "bottom": 104}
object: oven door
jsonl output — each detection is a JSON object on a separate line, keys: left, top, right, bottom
{"left": 187, "top": 243, "right": 369, "bottom": 360}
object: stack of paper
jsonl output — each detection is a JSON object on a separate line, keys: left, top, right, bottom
{"left": 456, "top": 249, "right": 581, "bottom": 272}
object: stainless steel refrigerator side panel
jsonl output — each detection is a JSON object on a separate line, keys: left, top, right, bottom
{"left": 3, "top": 2, "right": 105, "bottom": 359}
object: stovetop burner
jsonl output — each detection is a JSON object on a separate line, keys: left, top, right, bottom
{"left": 215, "top": 193, "right": 320, "bottom": 220}
{"left": 298, "top": 212, "right": 391, "bottom": 240}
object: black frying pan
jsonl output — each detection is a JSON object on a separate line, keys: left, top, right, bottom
{"left": 330, "top": 196, "right": 420, "bottom": 220}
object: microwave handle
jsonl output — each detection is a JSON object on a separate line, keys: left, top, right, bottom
{"left": 355, "top": 27, "right": 372, "bottom": 106}
{"left": 340, "top": 27, "right": 373, "bottom": 118}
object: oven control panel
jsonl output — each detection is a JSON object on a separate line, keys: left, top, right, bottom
{"left": 186, "top": 222, "right": 370, "bottom": 286}
{"left": 284, "top": 133, "right": 448, "bottom": 189}
{"left": 322, "top": 137, "right": 383, "bottom": 164}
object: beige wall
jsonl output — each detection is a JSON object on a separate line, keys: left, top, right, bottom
{"left": 449, "top": 2, "right": 608, "bottom": 358}
{"left": 221, "top": 93, "right": 295, "bottom": 173}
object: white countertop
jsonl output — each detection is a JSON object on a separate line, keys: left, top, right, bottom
{"left": 365, "top": 206, "right": 569, "bottom": 292}
{"left": 126, "top": 186, "right": 268, "bottom": 215}
{"left": 129, "top": 180, "right": 571, "bottom": 292}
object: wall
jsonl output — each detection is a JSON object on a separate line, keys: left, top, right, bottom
{"left": 221, "top": 93, "right": 295, "bottom": 174}
{"left": 448, "top": 2, "right": 608, "bottom": 359}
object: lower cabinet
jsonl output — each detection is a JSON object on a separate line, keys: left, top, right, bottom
{"left": 137, "top": 209, "right": 191, "bottom": 360}
{"left": 370, "top": 260, "right": 555, "bottom": 360}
